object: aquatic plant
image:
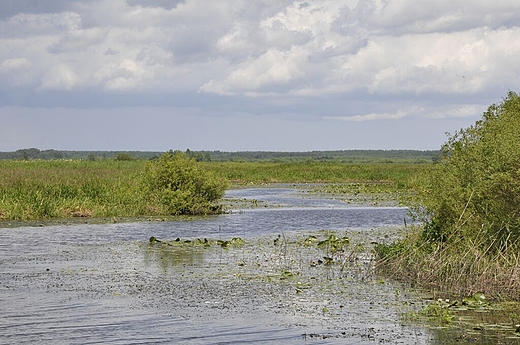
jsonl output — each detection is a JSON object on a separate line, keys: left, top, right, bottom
{"left": 375, "top": 225, "right": 520, "bottom": 301}
{"left": 217, "top": 237, "right": 246, "bottom": 248}
{"left": 403, "top": 301, "right": 455, "bottom": 326}
{"left": 147, "top": 236, "right": 244, "bottom": 249}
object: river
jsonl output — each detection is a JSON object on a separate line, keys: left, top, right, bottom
{"left": 0, "top": 186, "right": 517, "bottom": 344}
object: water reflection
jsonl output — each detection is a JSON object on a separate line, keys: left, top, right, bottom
{"left": 143, "top": 241, "right": 208, "bottom": 273}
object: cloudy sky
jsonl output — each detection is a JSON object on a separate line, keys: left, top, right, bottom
{"left": 1, "top": 0, "right": 519, "bottom": 152}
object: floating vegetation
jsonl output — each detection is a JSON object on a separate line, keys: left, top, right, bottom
{"left": 217, "top": 237, "right": 246, "bottom": 248}
{"left": 402, "top": 292, "right": 520, "bottom": 341}
{"left": 147, "top": 236, "right": 245, "bottom": 249}
{"left": 403, "top": 300, "right": 455, "bottom": 326}
{"left": 316, "top": 234, "right": 350, "bottom": 254}
{"left": 306, "top": 182, "right": 410, "bottom": 207}
{"left": 124, "top": 231, "right": 520, "bottom": 343}
{"left": 149, "top": 236, "right": 161, "bottom": 243}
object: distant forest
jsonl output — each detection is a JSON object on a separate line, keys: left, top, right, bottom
{"left": 0, "top": 148, "right": 440, "bottom": 163}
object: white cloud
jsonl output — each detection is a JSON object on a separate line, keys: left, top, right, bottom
{"left": 1, "top": 0, "right": 519, "bottom": 98}
{"left": 40, "top": 64, "right": 80, "bottom": 90}
{"left": 326, "top": 107, "right": 415, "bottom": 122}
{"left": 1, "top": 57, "right": 32, "bottom": 71}
{"left": 424, "top": 104, "right": 482, "bottom": 119}
{"left": 326, "top": 103, "right": 483, "bottom": 122}
{"left": 0, "top": 0, "right": 519, "bottom": 142}
{"left": 200, "top": 47, "right": 307, "bottom": 95}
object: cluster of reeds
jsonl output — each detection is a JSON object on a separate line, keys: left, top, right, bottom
{"left": 375, "top": 226, "right": 520, "bottom": 301}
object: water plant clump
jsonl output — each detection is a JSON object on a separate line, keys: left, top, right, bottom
{"left": 401, "top": 293, "right": 520, "bottom": 342}
{"left": 309, "top": 182, "right": 410, "bottom": 207}
{"left": 147, "top": 236, "right": 245, "bottom": 249}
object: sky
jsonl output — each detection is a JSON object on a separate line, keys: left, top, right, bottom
{"left": 1, "top": 0, "right": 519, "bottom": 152}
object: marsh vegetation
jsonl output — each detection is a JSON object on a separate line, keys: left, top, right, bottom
{"left": 1, "top": 92, "right": 519, "bottom": 342}
{"left": 0, "top": 154, "right": 422, "bottom": 221}
{"left": 375, "top": 92, "right": 520, "bottom": 302}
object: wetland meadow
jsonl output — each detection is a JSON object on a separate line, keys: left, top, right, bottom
{"left": 1, "top": 155, "right": 520, "bottom": 344}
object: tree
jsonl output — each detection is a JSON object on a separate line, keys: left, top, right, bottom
{"left": 414, "top": 91, "right": 520, "bottom": 251}
{"left": 145, "top": 152, "right": 228, "bottom": 215}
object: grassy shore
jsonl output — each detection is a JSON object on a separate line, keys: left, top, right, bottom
{"left": 0, "top": 159, "right": 425, "bottom": 221}
{"left": 0, "top": 160, "right": 148, "bottom": 220}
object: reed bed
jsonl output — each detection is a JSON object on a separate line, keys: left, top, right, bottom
{"left": 375, "top": 226, "right": 520, "bottom": 301}
{"left": 0, "top": 160, "right": 148, "bottom": 220}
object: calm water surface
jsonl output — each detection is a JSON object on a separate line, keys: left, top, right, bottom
{"left": 1, "top": 187, "right": 513, "bottom": 344}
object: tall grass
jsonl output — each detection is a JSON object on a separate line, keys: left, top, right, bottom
{"left": 375, "top": 226, "right": 520, "bottom": 301}
{"left": 0, "top": 160, "right": 149, "bottom": 220}
{"left": 0, "top": 159, "right": 424, "bottom": 221}
{"left": 204, "top": 161, "right": 426, "bottom": 185}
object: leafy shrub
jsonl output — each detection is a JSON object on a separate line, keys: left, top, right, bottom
{"left": 145, "top": 152, "right": 228, "bottom": 215}
{"left": 114, "top": 153, "right": 134, "bottom": 161}
{"left": 375, "top": 93, "right": 520, "bottom": 300}
{"left": 413, "top": 91, "right": 520, "bottom": 251}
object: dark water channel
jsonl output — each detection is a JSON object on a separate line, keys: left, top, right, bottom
{"left": 1, "top": 186, "right": 517, "bottom": 344}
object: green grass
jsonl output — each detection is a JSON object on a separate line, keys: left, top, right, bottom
{"left": 375, "top": 226, "right": 520, "bottom": 302}
{"left": 204, "top": 160, "right": 426, "bottom": 184}
{"left": 0, "top": 159, "right": 425, "bottom": 221}
{"left": 0, "top": 160, "right": 148, "bottom": 220}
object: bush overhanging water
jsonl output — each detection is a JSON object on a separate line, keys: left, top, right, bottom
{"left": 376, "top": 91, "right": 520, "bottom": 302}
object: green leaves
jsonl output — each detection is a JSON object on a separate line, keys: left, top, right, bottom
{"left": 415, "top": 91, "right": 520, "bottom": 250}
{"left": 145, "top": 152, "right": 228, "bottom": 215}
{"left": 316, "top": 234, "right": 350, "bottom": 254}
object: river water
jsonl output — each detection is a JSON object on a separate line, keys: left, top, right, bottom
{"left": 0, "top": 186, "right": 517, "bottom": 344}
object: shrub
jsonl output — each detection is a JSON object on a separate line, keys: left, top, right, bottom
{"left": 114, "top": 153, "right": 134, "bottom": 161}
{"left": 145, "top": 152, "right": 228, "bottom": 215}
{"left": 413, "top": 91, "right": 520, "bottom": 251}
{"left": 376, "top": 92, "right": 520, "bottom": 300}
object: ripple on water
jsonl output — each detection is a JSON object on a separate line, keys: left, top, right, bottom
{"left": 0, "top": 186, "right": 433, "bottom": 344}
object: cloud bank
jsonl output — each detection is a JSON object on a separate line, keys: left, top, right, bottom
{"left": 1, "top": 0, "right": 519, "bottom": 150}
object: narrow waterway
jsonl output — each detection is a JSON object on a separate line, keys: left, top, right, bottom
{"left": 1, "top": 187, "right": 516, "bottom": 344}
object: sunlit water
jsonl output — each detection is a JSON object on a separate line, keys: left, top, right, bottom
{"left": 1, "top": 187, "right": 509, "bottom": 344}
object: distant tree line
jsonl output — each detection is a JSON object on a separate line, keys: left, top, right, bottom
{"left": 207, "top": 149, "right": 440, "bottom": 163}
{"left": 0, "top": 148, "right": 163, "bottom": 161}
{"left": 0, "top": 148, "right": 440, "bottom": 163}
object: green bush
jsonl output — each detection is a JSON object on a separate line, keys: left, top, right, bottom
{"left": 414, "top": 91, "right": 520, "bottom": 251}
{"left": 145, "top": 152, "right": 228, "bottom": 215}
{"left": 114, "top": 153, "right": 134, "bottom": 161}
